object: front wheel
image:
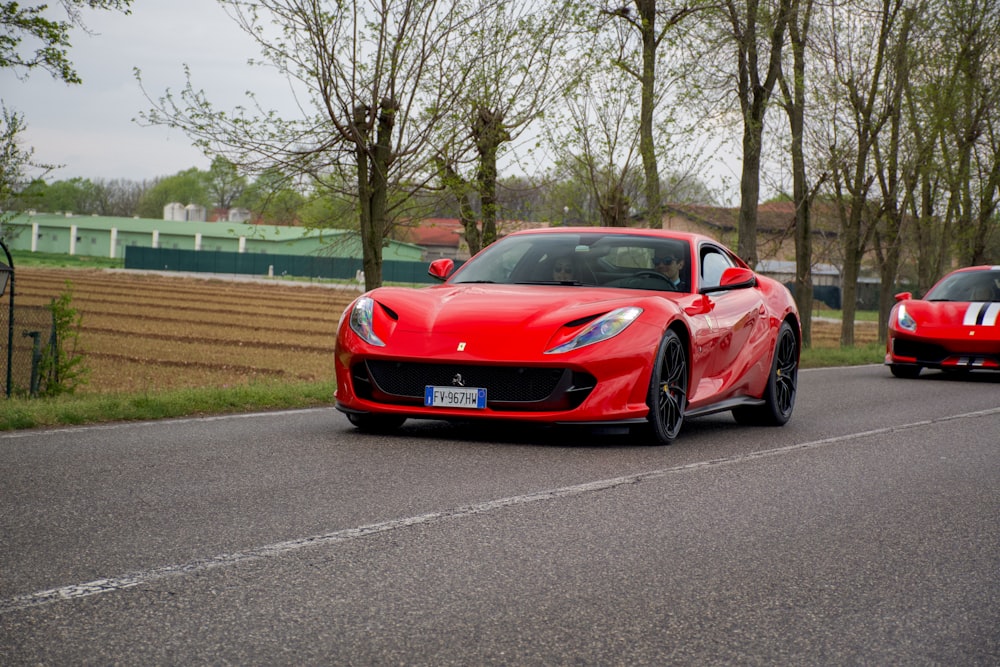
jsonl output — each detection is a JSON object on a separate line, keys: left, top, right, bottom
{"left": 644, "top": 329, "right": 688, "bottom": 445}
{"left": 733, "top": 321, "right": 798, "bottom": 426}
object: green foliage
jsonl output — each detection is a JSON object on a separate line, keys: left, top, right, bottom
{"left": 1, "top": 1, "right": 133, "bottom": 83}
{"left": 36, "top": 282, "right": 89, "bottom": 397}
{"left": 800, "top": 342, "right": 883, "bottom": 368}
{"left": 298, "top": 193, "right": 357, "bottom": 230}
{"left": 237, "top": 169, "right": 306, "bottom": 225}
{"left": 10, "top": 251, "right": 123, "bottom": 269}
{"left": 0, "top": 106, "right": 44, "bottom": 221}
{"left": 30, "top": 176, "right": 101, "bottom": 213}
{"left": 135, "top": 168, "right": 210, "bottom": 218}
{"left": 206, "top": 156, "right": 247, "bottom": 209}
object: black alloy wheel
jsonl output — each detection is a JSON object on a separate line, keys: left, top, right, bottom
{"left": 733, "top": 320, "right": 798, "bottom": 426}
{"left": 645, "top": 329, "right": 688, "bottom": 444}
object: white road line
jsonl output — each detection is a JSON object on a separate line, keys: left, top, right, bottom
{"left": 2, "top": 406, "right": 998, "bottom": 615}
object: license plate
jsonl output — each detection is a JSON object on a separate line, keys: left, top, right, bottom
{"left": 424, "top": 386, "right": 487, "bottom": 409}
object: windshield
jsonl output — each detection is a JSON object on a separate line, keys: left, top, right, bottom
{"left": 925, "top": 270, "right": 1000, "bottom": 302}
{"left": 449, "top": 232, "right": 693, "bottom": 293}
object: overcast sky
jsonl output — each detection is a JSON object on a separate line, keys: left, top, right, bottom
{"left": 2, "top": 0, "right": 296, "bottom": 183}
{"left": 3, "top": 1, "right": 747, "bottom": 203}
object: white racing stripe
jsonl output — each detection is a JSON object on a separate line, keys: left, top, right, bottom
{"left": 985, "top": 303, "right": 1000, "bottom": 326}
{"left": 963, "top": 302, "right": 1000, "bottom": 326}
{"left": 2, "top": 406, "right": 999, "bottom": 615}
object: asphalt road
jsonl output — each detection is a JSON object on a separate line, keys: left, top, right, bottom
{"left": 2, "top": 365, "right": 998, "bottom": 665}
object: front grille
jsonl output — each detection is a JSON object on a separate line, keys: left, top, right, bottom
{"left": 353, "top": 360, "right": 596, "bottom": 411}
{"left": 893, "top": 338, "right": 947, "bottom": 363}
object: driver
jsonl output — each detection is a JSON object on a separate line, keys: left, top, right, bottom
{"left": 652, "top": 248, "right": 687, "bottom": 291}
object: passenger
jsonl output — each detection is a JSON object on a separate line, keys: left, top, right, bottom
{"left": 552, "top": 256, "right": 574, "bottom": 282}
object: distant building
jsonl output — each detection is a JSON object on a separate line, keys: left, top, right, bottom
{"left": 4, "top": 213, "right": 423, "bottom": 261}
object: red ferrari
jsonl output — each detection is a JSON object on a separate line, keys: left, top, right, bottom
{"left": 335, "top": 228, "right": 801, "bottom": 444}
{"left": 886, "top": 265, "right": 1000, "bottom": 378}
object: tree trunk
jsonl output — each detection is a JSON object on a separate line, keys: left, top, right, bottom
{"left": 474, "top": 107, "right": 509, "bottom": 248}
{"left": 358, "top": 98, "right": 397, "bottom": 292}
{"left": 438, "top": 160, "right": 481, "bottom": 256}
{"left": 780, "top": 0, "right": 814, "bottom": 347}
{"left": 738, "top": 119, "right": 763, "bottom": 268}
{"left": 637, "top": 0, "right": 661, "bottom": 228}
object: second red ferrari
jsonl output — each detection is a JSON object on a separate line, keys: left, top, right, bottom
{"left": 886, "top": 265, "right": 1000, "bottom": 378}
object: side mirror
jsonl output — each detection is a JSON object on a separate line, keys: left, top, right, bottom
{"left": 428, "top": 258, "right": 455, "bottom": 281}
{"left": 893, "top": 291, "right": 912, "bottom": 302}
{"left": 701, "top": 267, "right": 756, "bottom": 294}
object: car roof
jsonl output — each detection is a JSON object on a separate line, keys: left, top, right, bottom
{"left": 946, "top": 265, "right": 1000, "bottom": 275}
{"left": 507, "top": 227, "right": 721, "bottom": 246}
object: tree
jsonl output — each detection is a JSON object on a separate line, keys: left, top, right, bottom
{"left": 206, "top": 156, "right": 247, "bottom": 211}
{"left": 548, "top": 67, "right": 644, "bottom": 227}
{"left": 600, "top": 1, "right": 698, "bottom": 228}
{"left": 0, "top": 107, "right": 37, "bottom": 210}
{"left": 1, "top": 1, "right": 132, "bottom": 222}
{"left": 140, "top": 0, "right": 469, "bottom": 290}
{"left": 812, "top": 0, "right": 910, "bottom": 346}
{"left": 0, "top": 0, "right": 132, "bottom": 83}
{"left": 776, "top": 0, "right": 820, "bottom": 346}
{"left": 723, "top": 0, "right": 791, "bottom": 268}
{"left": 931, "top": 0, "right": 1000, "bottom": 268}
{"left": 135, "top": 168, "right": 209, "bottom": 219}
{"left": 33, "top": 177, "right": 101, "bottom": 213}
{"left": 433, "top": 0, "right": 575, "bottom": 254}
{"left": 237, "top": 169, "right": 306, "bottom": 226}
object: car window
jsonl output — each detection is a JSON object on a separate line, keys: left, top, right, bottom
{"left": 451, "top": 238, "right": 534, "bottom": 283}
{"left": 925, "top": 270, "right": 1000, "bottom": 302}
{"left": 700, "top": 247, "right": 735, "bottom": 289}
{"left": 450, "top": 232, "right": 693, "bottom": 292}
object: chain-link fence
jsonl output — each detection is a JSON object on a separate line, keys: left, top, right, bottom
{"left": 0, "top": 303, "right": 56, "bottom": 398}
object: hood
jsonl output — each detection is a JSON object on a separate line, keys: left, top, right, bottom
{"left": 363, "top": 284, "right": 676, "bottom": 360}
{"left": 903, "top": 299, "right": 1000, "bottom": 328}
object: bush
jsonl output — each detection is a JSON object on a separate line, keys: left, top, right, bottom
{"left": 37, "top": 282, "right": 88, "bottom": 396}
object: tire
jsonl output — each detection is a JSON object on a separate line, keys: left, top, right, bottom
{"left": 645, "top": 329, "right": 688, "bottom": 445}
{"left": 889, "top": 364, "right": 921, "bottom": 378}
{"left": 346, "top": 412, "right": 406, "bottom": 433}
{"left": 733, "top": 321, "right": 798, "bottom": 426}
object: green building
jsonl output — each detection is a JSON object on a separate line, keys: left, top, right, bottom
{"left": 1, "top": 213, "right": 423, "bottom": 261}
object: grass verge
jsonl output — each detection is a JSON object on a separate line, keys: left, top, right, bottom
{"left": 801, "top": 341, "right": 884, "bottom": 368}
{"left": 0, "top": 380, "right": 337, "bottom": 431}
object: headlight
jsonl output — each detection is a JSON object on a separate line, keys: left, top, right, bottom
{"left": 349, "top": 296, "right": 385, "bottom": 346}
{"left": 545, "top": 307, "right": 643, "bottom": 354}
{"left": 895, "top": 304, "right": 917, "bottom": 333}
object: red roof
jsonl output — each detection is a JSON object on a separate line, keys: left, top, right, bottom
{"left": 400, "top": 218, "right": 464, "bottom": 246}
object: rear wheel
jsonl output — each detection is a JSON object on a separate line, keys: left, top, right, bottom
{"left": 346, "top": 412, "right": 406, "bottom": 433}
{"left": 645, "top": 329, "right": 688, "bottom": 445}
{"left": 733, "top": 321, "right": 798, "bottom": 426}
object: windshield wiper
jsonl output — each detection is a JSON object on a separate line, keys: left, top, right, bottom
{"left": 515, "top": 280, "right": 584, "bottom": 286}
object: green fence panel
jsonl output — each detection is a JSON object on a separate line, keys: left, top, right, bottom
{"left": 124, "top": 247, "right": 454, "bottom": 283}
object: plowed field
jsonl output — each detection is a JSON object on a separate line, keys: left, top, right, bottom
{"left": 10, "top": 267, "right": 878, "bottom": 396}
{"left": 13, "top": 268, "right": 360, "bottom": 395}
